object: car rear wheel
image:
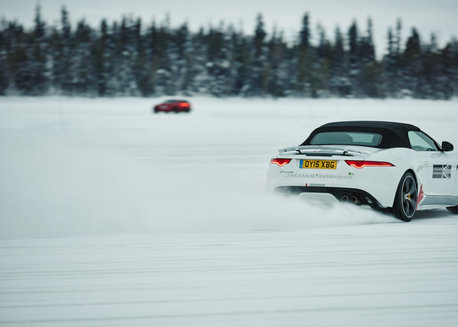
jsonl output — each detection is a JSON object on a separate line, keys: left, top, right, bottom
{"left": 393, "top": 172, "right": 417, "bottom": 222}
{"left": 447, "top": 206, "right": 458, "bottom": 214}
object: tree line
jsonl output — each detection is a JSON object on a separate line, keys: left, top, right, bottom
{"left": 0, "top": 7, "right": 457, "bottom": 99}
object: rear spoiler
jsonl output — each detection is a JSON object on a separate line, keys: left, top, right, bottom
{"left": 279, "top": 145, "right": 363, "bottom": 156}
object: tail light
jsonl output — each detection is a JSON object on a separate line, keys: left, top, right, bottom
{"left": 179, "top": 102, "right": 190, "bottom": 107}
{"left": 271, "top": 158, "right": 291, "bottom": 167}
{"left": 345, "top": 160, "right": 394, "bottom": 169}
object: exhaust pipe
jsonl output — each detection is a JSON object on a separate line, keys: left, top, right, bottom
{"left": 341, "top": 194, "right": 361, "bottom": 205}
{"left": 350, "top": 195, "right": 360, "bottom": 205}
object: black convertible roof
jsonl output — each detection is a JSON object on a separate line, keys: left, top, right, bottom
{"left": 302, "top": 121, "right": 423, "bottom": 149}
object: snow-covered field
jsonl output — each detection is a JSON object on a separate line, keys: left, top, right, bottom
{"left": 1, "top": 96, "right": 458, "bottom": 326}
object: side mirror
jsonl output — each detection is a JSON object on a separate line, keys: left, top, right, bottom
{"left": 442, "top": 141, "right": 454, "bottom": 152}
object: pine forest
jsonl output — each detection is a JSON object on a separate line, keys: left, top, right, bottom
{"left": 0, "top": 7, "right": 457, "bottom": 99}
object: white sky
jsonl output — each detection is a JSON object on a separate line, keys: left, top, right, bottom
{"left": 1, "top": 0, "right": 457, "bottom": 56}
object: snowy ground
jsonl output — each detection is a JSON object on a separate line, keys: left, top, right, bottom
{"left": 1, "top": 96, "right": 458, "bottom": 326}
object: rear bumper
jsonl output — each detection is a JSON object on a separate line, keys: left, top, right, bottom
{"left": 274, "top": 186, "right": 383, "bottom": 208}
{"left": 267, "top": 162, "right": 403, "bottom": 208}
{"left": 154, "top": 107, "right": 171, "bottom": 112}
{"left": 154, "top": 107, "right": 191, "bottom": 112}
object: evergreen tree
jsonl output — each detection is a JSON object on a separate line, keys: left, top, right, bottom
{"left": 93, "top": 19, "right": 109, "bottom": 95}
{"left": 231, "top": 28, "right": 252, "bottom": 95}
{"left": 205, "top": 25, "right": 230, "bottom": 96}
{"left": 347, "top": 21, "right": 359, "bottom": 95}
{"left": 329, "top": 27, "right": 350, "bottom": 96}
{"left": 9, "top": 22, "right": 33, "bottom": 94}
{"left": 385, "top": 27, "right": 397, "bottom": 96}
{"left": 154, "top": 18, "right": 175, "bottom": 95}
{"left": 248, "top": 14, "right": 268, "bottom": 96}
{"left": 266, "top": 28, "right": 288, "bottom": 97}
{"left": 295, "top": 13, "right": 314, "bottom": 96}
{"left": 31, "top": 5, "right": 48, "bottom": 94}
{"left": 359, "top": 18, "right": 375, "bottom": 64}
{"left": 314, "top": 23, "right": 331, "bottom": 97}
{"left": 358, "top": 18, "right": 380, "bottom": 97}
{"left": 403, "top": 28, "right": 422, "bottom": 96}
{"left": 73, "top": 19, "right": 95, "bottom": 94}
{"left": 0, "top": 22, "right": 8, "bottom": 94}
{"left": 300, "top": 13, "right": 310, "bottom": 49}
{"left": 393, "top": 18, "right": 404, "bottom": 96}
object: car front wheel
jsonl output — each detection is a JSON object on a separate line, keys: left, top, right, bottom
{"left": 393, "top": 172, "right": 417, "bottom": 222}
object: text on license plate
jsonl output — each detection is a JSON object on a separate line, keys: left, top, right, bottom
{"left": 299, "top": 159, "right": 337, "bottom": 169}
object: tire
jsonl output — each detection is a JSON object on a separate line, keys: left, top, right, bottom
{"left": 447, "top": 206, "right": 458, "bottom": 214}
{"left": 393, "top": 172, "right": 417, "bottom": 222}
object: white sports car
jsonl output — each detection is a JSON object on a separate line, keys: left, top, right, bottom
{"left": 267, "top": 121, "right": 458, "bottom": 221}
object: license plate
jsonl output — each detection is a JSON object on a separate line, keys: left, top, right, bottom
{"left": 299, "top": 159, "right": 337, "bottom": 169}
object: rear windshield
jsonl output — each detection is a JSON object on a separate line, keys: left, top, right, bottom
{"left": 310, "top": 131, "right": 383, "bottom": 147}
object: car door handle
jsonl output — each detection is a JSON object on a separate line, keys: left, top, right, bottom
{"left": 423, "top": 161, "right": 431, "bottom": 165}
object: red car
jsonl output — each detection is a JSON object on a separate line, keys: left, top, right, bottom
{"left": 153, "top": 100, "right": 191, "bottom": 113}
